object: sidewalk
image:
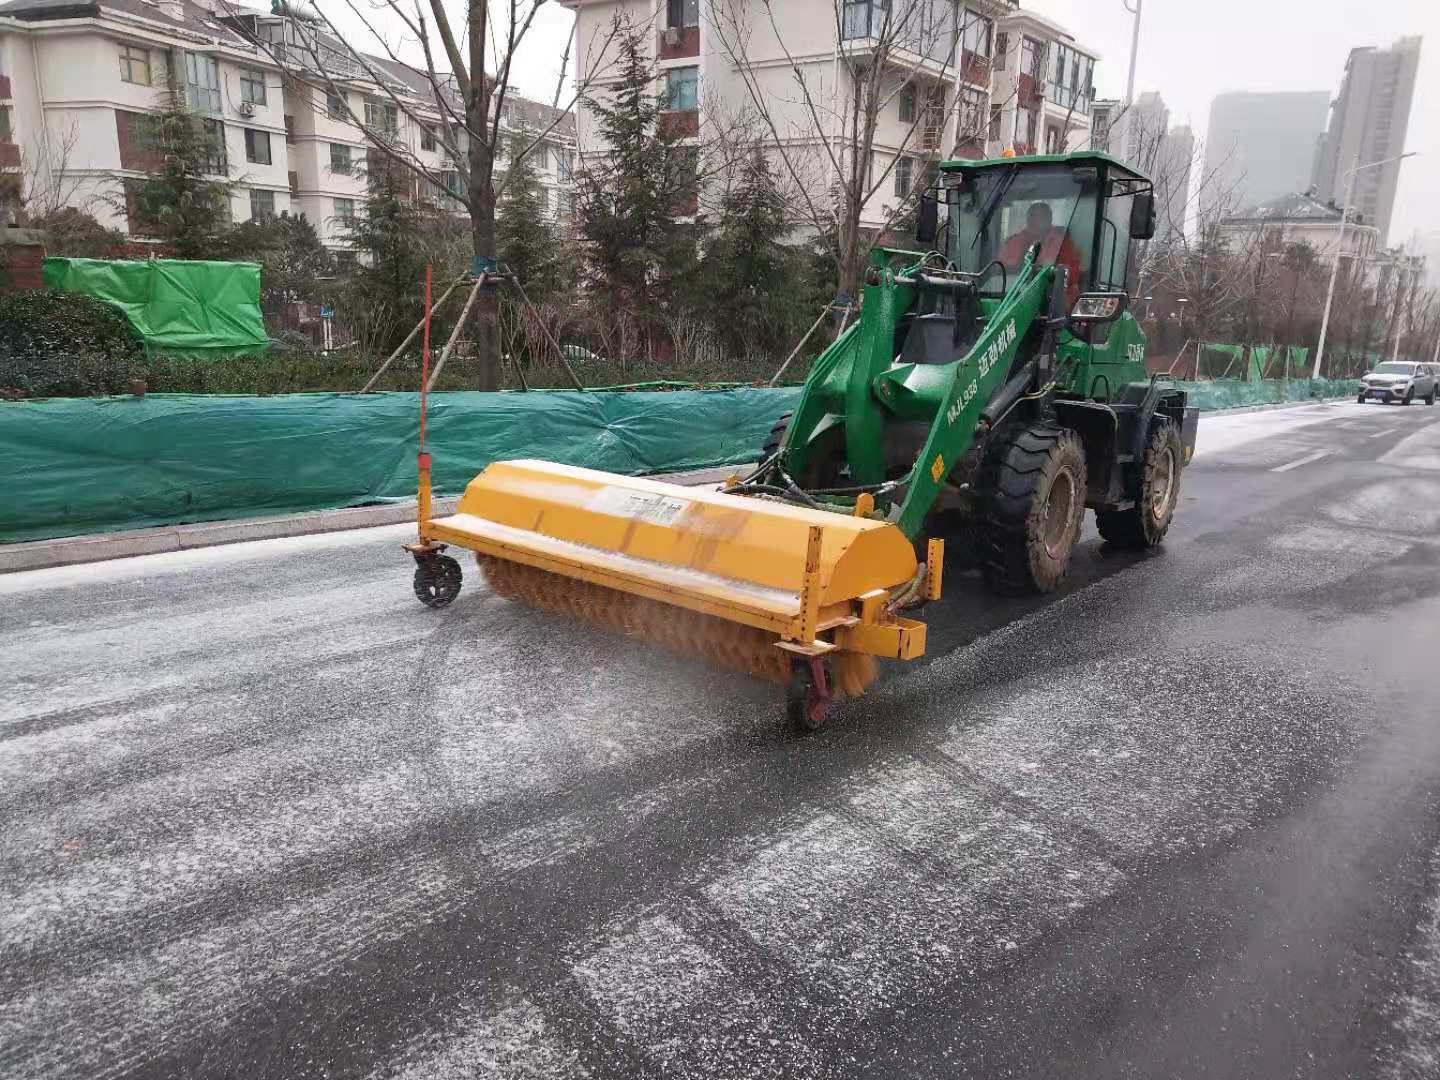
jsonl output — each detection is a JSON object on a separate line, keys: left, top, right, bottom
{"left": 0, "top": 465, "right": 745, "bottom": 575}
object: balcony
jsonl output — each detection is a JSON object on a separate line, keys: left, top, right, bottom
{"left": 659, "top": 25, "right": 699, "bottom": 60}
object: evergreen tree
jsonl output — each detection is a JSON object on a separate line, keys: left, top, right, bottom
{"left": 221, "top": 213, "right": 334, "bottom": 301}
{"left": 338, "top": 168, "right": 467, "bottom": 354}
{"left": 124, "top": 87, "right": 235, "bottom": 258}
{"left": 698, "top": 152, "right": 817, "bottom": 359}
{"left": 496, "top": 131, "right": 564, "bottom": 302}
{"left": 575, "top": 26, "right": 697, "bottom": 337}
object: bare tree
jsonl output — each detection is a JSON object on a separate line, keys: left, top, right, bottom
{"left": 225, "top": 0, "right": 621, "bottom": 388}
{"left": 706, "top": 0, "right": 1007, "bottom": 306}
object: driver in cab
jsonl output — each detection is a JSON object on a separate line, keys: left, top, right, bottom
{"left": 1000, "top": 201, "right": 1081, "bottom": 302}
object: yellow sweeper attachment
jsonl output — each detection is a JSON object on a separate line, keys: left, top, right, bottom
{"left": 408, "top": 459, "right": 942, "bottom": 731}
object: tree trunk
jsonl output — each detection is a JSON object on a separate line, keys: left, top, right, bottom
{"left": 465, "top": 0, "right": 501, "bottom": 391}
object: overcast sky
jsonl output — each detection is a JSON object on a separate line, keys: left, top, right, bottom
{"left": 325, "top": 0, "right": 1436, "bottom": 243}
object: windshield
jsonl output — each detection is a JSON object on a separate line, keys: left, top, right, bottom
{"left": 945, "top": 164, "right": 1098, "bottom": 296}
{"left": 1373, "top": 362, "right": 1415, "bottom": 375}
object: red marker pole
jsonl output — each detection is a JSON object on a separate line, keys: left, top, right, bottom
{"left": 417, "top": 264, "right": 433, "bottom": 538}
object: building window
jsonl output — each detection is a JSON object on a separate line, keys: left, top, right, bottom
{"left": 327, "top": 92, "right": 346, "bottom": 120}
{"left": 898, "top": 82, "right": 917, "bottom": 124}
{"left": 667, "top": 0, "right": 698, "bottom": 28}
{"left": 1044, "top": 125, "right": 1061, "bottom": 154}
{"left": 284, "top": 114, "right": 295, "bottom": 143}
{"left": 1020, "top": 37, "right": 1043, "bottom": 79}
{"left": 184, "top": 53, "right": 221, "bottom": 114}
{"left": 558, "top": 191, "right": 572, "bottom": 218}
{"left": 894, "top": 155, "right": 913, "bottom": 198}
{"left": 665, "top": 67, "right": 699, "bottom": 112}
{"left": 119, "top": 44, "right": 152, "bottom": 86}
{"left": 329, "top": 143, "right": 352, "bottom": 174}
{"left": 441, "top": 170, "right": 467, "bottom": 202}
{"left": 988, "top": 104, "right": 1002, "bottom": 141}
{"left": 555, "top": 148, "right": 573, "bottom": 180}
{"left": 961, "top": 12, "right": 993, "bottom": 58}
{"left": 288, "top": 170, "right": 298, "bottom": 193}
{"left": 0, "top": 105, "right": 11, "bottom": 141}
{"left": 958, "top": 86, "right": 986, "bottom": 138}
{"left": 364, "top": 99, "right": 399, "bottom": 136}
{"left": 240, "top": 68, "right": 267, "bottom": 106}
{"left": 334, "top": 249, "right": 357, "bottom": 270}
{"left": 333, "top": 197, "right": 355, "bottom": 222}
{"left": 200, "top": 118, "right": 227, "bottom": 174}
{"left": 244, "top": 128, "right": 272, "bottom": 165}
{"left": 538, "top": 186, "right": 550, "bottom": 212}
{"left": 250, "top": 188, "right": 275, "bottom": 221}
{"left": 993, "top": 32, "right": 1008, "bottom": 70}
{"left": 421, "top": 126, "right": 436, "bottom": 151}
{"left": 841, "top": 0, "right": 886, "bottom": 39}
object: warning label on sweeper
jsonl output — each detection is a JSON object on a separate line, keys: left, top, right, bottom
{"left": 588, "top": 487, "right": 691, "bottom": 526}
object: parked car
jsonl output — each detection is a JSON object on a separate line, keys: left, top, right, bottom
{"left": 1357, "top": 361, "right": 1438, "bottom": 405}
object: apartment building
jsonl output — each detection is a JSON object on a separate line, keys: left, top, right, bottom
{"left": 0, "top": 0, "right": 575, "bottom": 250}
{"left": 559, "top": 0, "right": 1098, "bottom": 233}
{"left": 989, "top": 4, "right": 1096, "bottom": 157}
{"left": 1310, "top": 36, "right": 1422, "bottom": 247}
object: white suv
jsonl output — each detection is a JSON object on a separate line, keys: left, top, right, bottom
{"left": 1358, "top": 361, "right": 1438, "bottom": 405}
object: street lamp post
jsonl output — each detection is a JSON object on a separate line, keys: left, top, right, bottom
{"left": 1123, "top": 0, "right": 1143, "bottom": 106}
{"left": 1312, "top": 151, "right": 1418, "bottom": 378}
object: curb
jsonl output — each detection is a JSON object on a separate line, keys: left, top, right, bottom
{"left": 0, "top": 465, "right": 745, "bottom": 575}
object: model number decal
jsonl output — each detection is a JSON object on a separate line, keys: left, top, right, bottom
{"left": 946, "top": 318, "right": 1018, "bottom": 427}
{"left": 588, "top": 487, "right": 690, "bottom": 526}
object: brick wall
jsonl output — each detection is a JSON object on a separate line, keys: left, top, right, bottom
{"left": 1, "top": 230, "right": 47, "bottom": 293}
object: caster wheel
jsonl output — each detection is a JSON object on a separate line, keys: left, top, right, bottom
{"left": 414, "top": 554, "right": 463, "bottom": 608}
{"left": 786, "top": 657, "right": 834, "bottom": 734}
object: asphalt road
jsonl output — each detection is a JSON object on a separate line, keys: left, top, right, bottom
{"left": 4, "top": 400, "right": 1440, "bottom": 1079}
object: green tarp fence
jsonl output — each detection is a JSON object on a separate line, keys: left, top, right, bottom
{"left": 1171, "top": 377, "right": 1360, "bottom": 411}
{"left": 42, "top": 258, "right": 268, "bottom": 359}
{"left": 0, "top": 388, "right": 802, "bottom": 542}
{"left": 0, "top": 378, "right": 1365, "bottom": 544}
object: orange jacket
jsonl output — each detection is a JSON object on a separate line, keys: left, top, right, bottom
{"left": 1000, "top": 228, "right": 1082, "bottom": 302}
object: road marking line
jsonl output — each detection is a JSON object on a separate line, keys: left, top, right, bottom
{"left": 1369, "top": 428, "right": 1400, "bottom": 439}
{"left": 1271, "top": 450, "right": 1332, "bottom": 473}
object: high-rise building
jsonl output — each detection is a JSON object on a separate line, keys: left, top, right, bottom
{"left": 1157, "top": 124, "right": 1193, "bottom": 241}
{"left": 1202, "top": 91, "right": 1330, "bottom": 213}
{"left": 1311, "top": 36, "right": 1422, "bottom": 246}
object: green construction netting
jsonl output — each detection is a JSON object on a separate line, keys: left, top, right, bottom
{"left": 1172, "top": 377, "right": 1360, "bottom": 411}
{"left": 0, "top": 388, "right": 802, "bottom": 542}
{"left": 42, "top": 258, "right": 268, "bottom": 359}
{"left": 0, "top": 379, "right": 1365, "bottom": 544}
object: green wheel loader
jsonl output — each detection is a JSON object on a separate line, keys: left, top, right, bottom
{"left": 414, "top": 151, "right": 1198, "bottom": 731}
{"left": 750, "top": 150, "right": 1198, "bottom": 595}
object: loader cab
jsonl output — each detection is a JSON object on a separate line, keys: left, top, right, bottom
{"left": 938, "top": 152, "right": 1153, "bottom": 304}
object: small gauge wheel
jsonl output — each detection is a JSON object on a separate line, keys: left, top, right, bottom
{"left": 786, "top": 657, "right": 834, "bottom": 734}
{"left": 413, "top": 554, "right": 463, "bottom": 608}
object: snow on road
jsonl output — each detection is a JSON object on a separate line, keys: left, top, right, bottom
{"left": 0, "top": 400, "right": 1431, "bottom": 1079}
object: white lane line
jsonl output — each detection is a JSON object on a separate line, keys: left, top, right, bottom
{"left": 1271, "top": 450, "right": 1333, "bottom": 473}
{"left": 1369, "top": 428, "right": 1402, "bottom": 439}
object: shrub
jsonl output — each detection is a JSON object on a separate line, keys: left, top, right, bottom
{"left": 0, "top": 290, "right": 144, "bottom": 396}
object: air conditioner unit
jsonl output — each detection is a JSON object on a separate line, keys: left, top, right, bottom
{"left": 664, "top": 27, "right": 680, "bottom": 45}
{"left": 238, "top": 100, "right": 257, "bottom": 117}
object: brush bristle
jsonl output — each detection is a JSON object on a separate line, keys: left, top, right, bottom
{"left": 479, "top": 556, "right": 877, "bottom": 699}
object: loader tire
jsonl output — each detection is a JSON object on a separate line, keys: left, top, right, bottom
{"left": 1096, "top": 420, "right": 1182, "bottom": 549}
{"left": 761, "top": 412, "right": 792, "bottom": 462}
{"left": 977, "top": 424, "right": 1087, "bottom": 594}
